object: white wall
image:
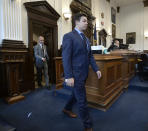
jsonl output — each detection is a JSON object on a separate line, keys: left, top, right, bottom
{"left": 92, "top": 0, "right": 148, "bottom": 50}
{"left": 0, "top": 0, "right": 77, "bottom": 48}
{"left": 59, "top": 0, "right": 73, "bottom": 48}
{"left": 144, "top": 7, "right": 148, "bottom": 50}
{"left": 0, "top": 0, "right": 4, "bottom": 44}
{"left": 2, "top": 0, "right": 147, "bottom": 50}
{"left": 118, "top": 2, "right": 145, "bottom": 50}
{"left": 92, "top": 0, "right": 117, "bottom": 47}
{"left": 0, "top": 0, "right": 117, "bottom": 48}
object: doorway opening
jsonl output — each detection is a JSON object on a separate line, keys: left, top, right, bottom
{"left": 24, "top": 1, "right": 60, "bottom": 91}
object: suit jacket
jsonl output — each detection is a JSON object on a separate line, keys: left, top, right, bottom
{"left": 107, "top": 44, "right": 119, "bottom": 52}
{"left": 62, "top": 29, "right": 99, "bottom": 81}
{"left": 34, "top": 43, "right": 49, "bottom": 68}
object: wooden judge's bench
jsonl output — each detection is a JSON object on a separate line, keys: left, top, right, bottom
{"left": 54, "top": 50, "right": 139, "bottom": 111}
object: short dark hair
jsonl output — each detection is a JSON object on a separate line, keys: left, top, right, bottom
{"left": 73, "top": 13, "right": 87, "bottom": 23}
{"left": 39, "top": 35, "right": 44, "bottom": 38}
{"left": 113, "top": 39, "right": 118, "bottom": 43}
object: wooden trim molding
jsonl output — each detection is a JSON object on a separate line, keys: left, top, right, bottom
{"left": 23, "top": 1, "right": 60, "bottom": 91}
{"left": 24, "top": 1, "right": 60, "bottom": 21}
{"left": 1, "top": 39, "right": 26, "bottom": 49}
{"left": 144, "top": 50, "right": 148, "bottom": 53}
{"left": 70, "top": 1, "right": 95, "bottom": 20}
{"left": 74, "top": 0, "right": 92, "bottom": 10}
{"left": 144, "top": 0, "right": 148, "bottom": 7}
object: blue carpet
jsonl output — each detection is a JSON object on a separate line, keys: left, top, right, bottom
{"left": 0, "top": 76, "right": 148, "bottom": 131}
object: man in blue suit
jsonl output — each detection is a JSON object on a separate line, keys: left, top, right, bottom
{"left": 62, "top": 13, "right": 101, "bottom": 131}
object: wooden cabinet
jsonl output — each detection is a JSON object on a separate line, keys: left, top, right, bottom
{"left": 0, "top": 40, "right": 27, "bottom": 104}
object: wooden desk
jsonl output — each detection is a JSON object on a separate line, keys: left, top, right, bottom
{"left": 110, "top": 50, "right": 138, "bottom": 88}
{"left": 86, "top": 55, "right": 124, "bottom": 111}
{"left": 54, "top": 51, "right": 138, "bottom": 111}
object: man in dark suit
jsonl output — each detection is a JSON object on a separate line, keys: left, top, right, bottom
{"left": 108, "top": 39, "right": 120, "bottom": 52}
{"left": 34, "top": 36, "right": 50, "bottom": 89}
{"left": 62, "top": 13, "right": 101, "bottom": 131}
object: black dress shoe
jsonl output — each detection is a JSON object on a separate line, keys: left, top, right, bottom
{"left": 63, "top": 109, "right": 77, "bottom": 118}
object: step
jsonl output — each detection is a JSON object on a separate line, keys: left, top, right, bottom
{"left": 0, "top": 118, "right": 16, "bottom": 131}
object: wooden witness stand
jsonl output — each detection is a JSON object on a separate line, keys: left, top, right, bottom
{"left": 54, "top": 50, "right": 138, "bottom": 111}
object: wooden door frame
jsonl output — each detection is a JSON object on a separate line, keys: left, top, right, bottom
{"left": 24, "top": 1, "right": 60, "bottom": 90}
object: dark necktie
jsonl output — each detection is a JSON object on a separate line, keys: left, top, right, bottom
{"left": 42, "top": 45, "right": 45, "bottom": 57}
{"left": 80, "top": 33, "right": 87, "bottom": 49}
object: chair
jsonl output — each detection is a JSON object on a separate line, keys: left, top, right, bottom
{"left": 138, "top": 53, "right": 148, "bottom": 81}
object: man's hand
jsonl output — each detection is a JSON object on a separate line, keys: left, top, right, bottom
{"left": 65, "top": 78, "right": 74, "bottom": 87}
{"left": 96, "top": 71, "right": 101, "bottom": 79}
{"left": 42, "top": 57, "right": 46, "bottom": 62}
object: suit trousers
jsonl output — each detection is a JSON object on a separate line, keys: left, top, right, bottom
{"left": 64, "top": 80, "right": 93, "bottom": 128}
{"left": 36, "top": 61, "right": 49, "bottom": 86}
